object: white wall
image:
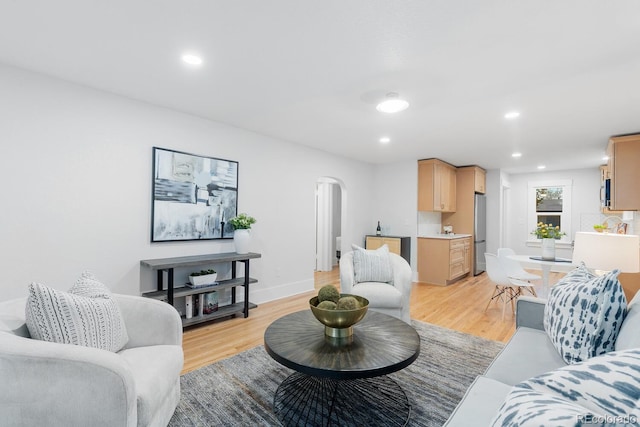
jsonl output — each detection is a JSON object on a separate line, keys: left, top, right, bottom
{"left": 0, "top": 64, "right": 376, "bottom": 302}
{"left": 499, "top": 168, "right": 601, "bottom": 259}
{"left": 372, "top": 160, "right": 418, "bottom": 268}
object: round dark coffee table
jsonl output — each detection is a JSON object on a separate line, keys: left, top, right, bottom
{"left": 264, "top": 310, "right": 420, "bottom": 426}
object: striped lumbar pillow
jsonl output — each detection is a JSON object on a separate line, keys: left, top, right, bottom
{"left": 352, "top": 244, "right": 393, "bottom": 284}
{"left": 25, "top": 274, "right": 128, "bottom": 352}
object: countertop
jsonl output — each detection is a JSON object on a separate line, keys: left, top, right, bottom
{"left": 417, "top": 234, "right": 472, "bottom": 240}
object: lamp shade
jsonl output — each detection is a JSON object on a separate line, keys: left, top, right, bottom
{"left": 572, "top": 232, "right": 640, "bottom": 273}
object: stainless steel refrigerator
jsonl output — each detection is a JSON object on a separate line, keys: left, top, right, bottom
{"left": 474, "top": 193, "right": 487, "bottom": 275}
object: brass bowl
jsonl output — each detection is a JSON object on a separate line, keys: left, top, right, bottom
{"left": 309, "top": 294, "right": 369, "bottom": 337}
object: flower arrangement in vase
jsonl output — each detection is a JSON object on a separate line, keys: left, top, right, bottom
{"left": 228, "top": 213, "right": 256, "bottom": 254}
{"left": 531, "top": 222, "right": 566, "bottom": 260}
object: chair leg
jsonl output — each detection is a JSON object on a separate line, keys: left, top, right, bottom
{"left": 502, "top": 290, "right": 508, "bottom": 321}
{"left": 527, "top": 286, "right": 537, "bottom": 297}
{"left": 485, "top": 286, "right": 505, "bottom": 312}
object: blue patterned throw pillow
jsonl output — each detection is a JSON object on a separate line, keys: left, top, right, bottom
{"left": 351, "top": 244, "right": 393, "bottom": 284}
{"left": 554, "top": 262, "right": 596, "bottom": 286}
{"left": 491, "top": 348, "right": 640, "bottom": 426}
{"left": 544, "top": 269, "right": 626, "bottom": 364}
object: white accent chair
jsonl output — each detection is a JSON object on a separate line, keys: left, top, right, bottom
{"left": 497, "top": 247, "right": 540, "bottom": 296}
{"left": 340, "top": 251, "right": 412, "bottom": 323}
{"left": 0, "top": 294, "right": 183, "bottom": 427}
{"left": 485, "top": 253, "right": 532, "bottom": 320}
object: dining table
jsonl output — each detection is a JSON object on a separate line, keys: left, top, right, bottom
{"left": 506, "top": 254, "right": 575, "bottom": 297}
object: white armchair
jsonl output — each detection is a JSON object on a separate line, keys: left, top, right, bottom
{"left": 340, "top": 251, "right": 413, "bottom": 323}
{"left": 0, "top": 294, "right": 183, "bottom": 427}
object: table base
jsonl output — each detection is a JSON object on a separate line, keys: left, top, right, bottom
{"left": 273, "top": 372, "right": 411, "bottom": 427}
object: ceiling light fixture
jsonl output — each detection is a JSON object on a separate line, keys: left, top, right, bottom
{"left": 376, "top": 93, "right": 409, "bottom": 114}
{"left": 512, "top": 152, "right": 522, "bottom": 158}
{"left": 181, "top": 54, "right": 203, "bottom": 66}
{"left": 602, "top": 156, "right": 610, "bottom": 161}
{"left": 537, "top": 165, "right": 546, "bottom": 170}
{"left": 379, "top": 137, "right": 391, "bottom": 144}
{"left": 504, "top": 111, "right": 520, "bottom": 119}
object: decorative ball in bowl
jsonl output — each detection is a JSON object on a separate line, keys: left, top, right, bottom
{"left": 309, "top": 293, "right": 369, "bottom": 338}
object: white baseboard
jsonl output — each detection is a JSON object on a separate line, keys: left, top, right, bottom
{"left": 250, "top": 278, "right": 315, "bottom": 304}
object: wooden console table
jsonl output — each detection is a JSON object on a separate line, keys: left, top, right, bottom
{"left": 140, "top": 252, "right": 261, "bottom": 327}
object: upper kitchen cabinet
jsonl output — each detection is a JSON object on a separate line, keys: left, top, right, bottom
{"left": 418, "top": 159, "right": 456, "bottom": 212}
{"left": 473, "top": 167, "right": 486, "bottom": 194}
{"left": 599, "top": 165, "right": 625, "bottom": 214}
{"left": 607, "top": 134, "right": 640, "bottom": 211}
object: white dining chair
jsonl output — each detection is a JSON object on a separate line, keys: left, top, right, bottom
{"left": 497, "top": 247, "right": 540, "bottom": 297}
{"left": 484, "top": 253, "right": 532, "bottom": 321}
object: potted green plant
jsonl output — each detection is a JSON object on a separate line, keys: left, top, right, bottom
{"left": 228, "top": 213, "right": 256, "bottom": 254}
{"left": 189, "top": 269, "right": 217, "bottom": 287}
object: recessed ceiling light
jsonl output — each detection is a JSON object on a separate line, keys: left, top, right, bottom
{"left": 512, "top": 152, "right": 522, "bottom": 158}
{"left": 376, "top": 93, "right": 409, "bottom": 114}
{"left": 504, "top": 111, "right": 520, "bottom": 119}
{"left": 537, "top": 165, "right": 546, "bottom": 170}
{"left": 181, "top": 54, "right": 203, "bottom": 66}
{"left": 379, "top": 137, "right": 391, "bottom": 144}
{"left": 602, "top": 156, "right": 609, "bottom": 161}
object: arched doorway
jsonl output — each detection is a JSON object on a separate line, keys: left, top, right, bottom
{"left": 315, "top": 177, "right": 346, "bottom": 271}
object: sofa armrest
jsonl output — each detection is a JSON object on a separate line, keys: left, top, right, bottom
{"left": 389, "top": 253, "right": 412, "bottom": 311}
{"left": 339, "top": 252, "right": 356, "bottom": 294}
{"left": 114, "top": 294, "right": 182, "bottom": 348}
{"left": 516, "top": 296, "right": 547, "bottom": 330}
{"left": 0, "top": 333, "right": 136, "bottom": 427}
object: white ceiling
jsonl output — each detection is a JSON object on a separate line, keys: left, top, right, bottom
{"left": 1, "top": 1, "right": 639, "bottom": 173}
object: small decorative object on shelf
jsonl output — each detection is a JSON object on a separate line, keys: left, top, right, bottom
{"left": 203, "top": 291, "right": 219, "bottom": 314}
{"left": 593, "top": 224, "right": 607, "bottom": 233}
{"left": 229, "top": 213, "right": 257, "bottom": 254}
{"left": 188, "top": 269, "right": 217, "bottom": 287}
{"left": 376, "top": 221, "right": 382, "bottom": 236}
{"left": 531, "top": 222, "right": 566, "bottom": 261}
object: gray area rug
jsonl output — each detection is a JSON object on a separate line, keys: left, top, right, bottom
{"left": 169, "top": 320, "right": 505, "bottom": 426}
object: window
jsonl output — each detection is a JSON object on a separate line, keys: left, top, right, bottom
{"left": 528, "top": 180, "right": 572, "bottom": 242}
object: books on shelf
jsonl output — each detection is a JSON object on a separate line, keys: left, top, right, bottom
{"left": 185, "top": 281, "right": 220, "bottom": 289}
{"left": 185, "top": 291, "right": 219, "bottom": 319}
{"left": 203, "top": 291, "right": 219, "bottom": 314}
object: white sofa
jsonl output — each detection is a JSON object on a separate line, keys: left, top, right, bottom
{"left": 444, "top": 293, "right": 640, "bottom": 425}
{"left": 0, "top": 294, "right": 183, "bottom": 427}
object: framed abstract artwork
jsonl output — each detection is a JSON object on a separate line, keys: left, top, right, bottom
{"left": 151, "top": 147, "right": 238, "bottom": 242}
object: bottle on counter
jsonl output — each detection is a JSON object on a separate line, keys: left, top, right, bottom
{"left": 376, "top": 221, "right": 382, "bottom": 236}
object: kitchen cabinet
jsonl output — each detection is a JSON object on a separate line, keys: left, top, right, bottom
{"left": 474, "top": 167, "right": 486, "bottom": 194}
{"left": 607, "top": 134, "right": 640, "bottom": 211}
{"left": 418, "top": 159, "right": 456, "bottom": 212}
{"left": 417, "top": 236, "right": 471, "bottom": 285}
{"left": 441, "top": 165, "right": 485, "bottom": 275}
{"left": 365, "top": 235, "right": 411, "bottom": 265}
{"left": 599, "top": 165, "right": 625, "bottom": 215}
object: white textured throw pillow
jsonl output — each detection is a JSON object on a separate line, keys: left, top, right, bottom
{"left": 352, "top": 244, "right": 394, "bottom": 284}
{"left": 25, "top": 274, "right": 129, "bottom": 352}
{"left": 543, "top": 269, "right": 626, "bottom": 364}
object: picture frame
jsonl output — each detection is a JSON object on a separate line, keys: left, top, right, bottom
{"left": 151, "top": 147, "right": 238, "bottom": 242}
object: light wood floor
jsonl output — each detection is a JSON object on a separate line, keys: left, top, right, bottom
{"left": 181, "top": 267, "right": 564, "bottom": 374}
